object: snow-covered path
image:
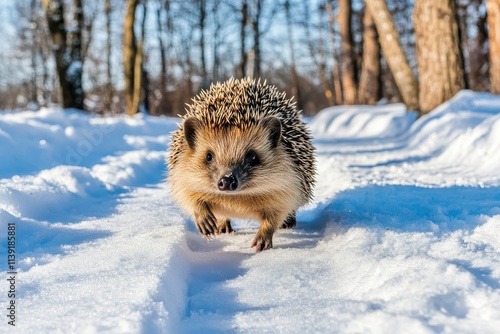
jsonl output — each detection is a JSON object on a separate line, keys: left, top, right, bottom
{"left": 1, "top": 91, "right": 500, "bottom": 333}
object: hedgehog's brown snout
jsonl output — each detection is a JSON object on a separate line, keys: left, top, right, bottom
{"left": 218, "top": 173, "right": 238, "bottom": 191}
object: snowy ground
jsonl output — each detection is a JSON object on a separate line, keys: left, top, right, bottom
{"left": 1, "top": 90, "right": 499, "bottom": 333}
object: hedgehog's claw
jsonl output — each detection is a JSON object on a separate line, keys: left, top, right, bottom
{"left": 251, "top": 235, "right": 273, "bottom": 253}
{"left": 196, "top": 214, "right": 218, "bottom": 238}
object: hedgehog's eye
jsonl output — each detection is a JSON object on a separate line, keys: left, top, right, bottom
{"left": 205, "top": 152, "right": 213, "bottom": 163}
{"left": 245, "top": 150, "right": 259, "bottom": 166}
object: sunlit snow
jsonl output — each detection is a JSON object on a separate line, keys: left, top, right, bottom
{"left": 1, "top": 90, "right": 499, "bottom": 333}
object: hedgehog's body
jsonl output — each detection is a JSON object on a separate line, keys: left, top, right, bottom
{"left": 168, "top": 78, "right": 315, "bottom": 252}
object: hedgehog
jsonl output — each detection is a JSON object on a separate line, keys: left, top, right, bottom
{"left": 167, "top": 78, "right": 316, "bottom": 252}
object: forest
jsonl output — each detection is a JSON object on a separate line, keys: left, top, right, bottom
{"left": 0, "top": 0, "right": 498, "bottom": 116}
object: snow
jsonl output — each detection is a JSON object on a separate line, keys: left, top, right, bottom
{"left": 1, "top": 90, "right": 499, "bottom": 333}
{"left": 309, "top": 102, "right": 417, "bottom": 139}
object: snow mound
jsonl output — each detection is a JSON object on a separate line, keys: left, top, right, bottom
{"left": 0, "top": 108, "right": 178, "bottom": 179}
{"left": 407, "top": 91, "right": 500, "bottom": 177}
{"left": 310, "top": 103, "right": 417, "bottom": 139}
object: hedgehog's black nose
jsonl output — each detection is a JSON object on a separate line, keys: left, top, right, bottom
{"left": 218, "top": 174, "right": 238, "bottom": 191}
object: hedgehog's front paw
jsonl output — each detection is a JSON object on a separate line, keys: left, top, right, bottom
{"left": 218, "top": 219, "right": 234, "bottom": 234}
{"left": 251, "top": 233, "right": 273, "bottom": 252}
{"left": 195, "top": 213, "right": 218, "bottom": 238}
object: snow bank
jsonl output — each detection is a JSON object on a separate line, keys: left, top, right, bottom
{"left": 1, "top": 90, "right": 499, "bottom": 333}
{"left": 408, "top": 91, "right": 500, "bottom": 177}
{"left": 309, "top": 103, "right": 417, "bottom": 139}
{"left": 0, "top": 108, "right": 178, "bottom": 179}
{"left": 313, "top": 90, "right": 500, "bottom": 197}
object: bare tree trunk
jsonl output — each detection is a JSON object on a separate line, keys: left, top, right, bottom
{"left": 156, "top": 1, "right": 168, "bottom": 92}
{"left": 468, "top": 0, "right": 489, "bottom": 91}
{"left": 326, "top": 0, "right": 343, "bottom": 105}
{"left": 142, "top": 57, "right": 150, "bottom": 113}
{"left": 358, "top": 8, "right": 380, "bottom": 104}
{"left": 248, "top": 0, "right": 277, "bottom": 79}
{"left": 364, "top": 0, "right": 419, "bottom": 111}
{"left": 41, "top": 47, "right": 50, "bottom": 106}
{"left": 71, "top": 0, "right": 84, "bottom": 105}
{"left": 456, "top": 1, "right": 470, "bottom": 89}
{"left": 285, "top": 0, "right": 301, "bottom": 110}
{"left": 104, "top": 0, "right": 113, "bottom": 112}
{"left": 132, "top": 2, "right": 148, "bottom": 114}
{"left": 238, "top": 0, "right": 248, "bottom": 78}
{"left": 38, "top": 20, "right": 51, "bottom": 106}
{"left": 81, "top": 1, "right": 96, "bottom": 63}
{"left": 30, "top": 0, "right": 38, "bottom": 105}
{"left": 152, "top": 0, "right": 172, "bottom": 116}
{"left": 250, "top": 0, "right": 262, "bottom": 79}
{"left": 304, "top": 2, "right": 335, "bottom": 105}
{"left": 338, "top": 0, "right": 357, "bottom": 104}
{"left": 198, "top": 0, "right": 208, "bottom": 88}
{"left": 141, "top": 8, "right": 150, "bottom": 114}
{"left": 212, "top": 0, "right": 221, "bottom": 81}
{"left": 123, "top": 0, "right": 139, "bottom": 115}
{"left": 42, "top": 0, "right": 84, "bottom": 110}
{"left": 414, "top": 0, "right": 465, "bottom": 114}
{"left": 487, "top": 0, "right": 500, "bottom": 93}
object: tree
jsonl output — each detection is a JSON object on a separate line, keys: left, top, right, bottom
{"left": 197, "top": 0, "right": 208, "bottom": 88}
{"left": 16, "top": 0, "right": 43, "bottom": 106}
{"left": 414, "top": 0, "right": 465, "bottom": 114}
{"left": 150, "top": 0, "right": 174, "bottom": 116}
{"left": 303, "top": 2, "right": 335, "bottom": 105}
{"left": 326, "top": 0, "right": 343, "bottom": 105}
{"left": 211, "top": 0, "right": 222, "bottom": 81}
{"left": 122, "top": 0, "right": 149, "bottom": 115}
{"left": 238, "top": 0, "right": 249, "bottom": 78}
{"left": 338, "top": 0, "right": 357, "bottom": 104}
{"left": 487, "top": 0, "right": 500, "bottom": 93}
{"left": 358, "top": 8, "right": 380, "bottom": 104}
{"left": 248, "top": 0, "right": 277, "bottom": 79}
{"left": 132, "top": 1, "right": 148, "bottom": 114}
{"left": 285, "top": 0, "right": 302, "bottom": 110}
{"left": 364, "top": 0, "right": 419, "bottom": 111}
{"left": 123, "top": 0, "right": 139, "bottom": 115}
{"left": 249, "top": 0, "right": 262, "bottom": 78}
{"left": 104, "top": 0, "right": 113, "bottom": 112}
{"left": 29, "top": 0, "right": 38, "bottom": 105}
{"left": 457, "top": 0, "right": 489, "bottom": 91}
{"left": 42, "top": 0, "right": 85, "bottom": 110}
{"left": 469, "top": 0, "right": 489, "bottom": 91}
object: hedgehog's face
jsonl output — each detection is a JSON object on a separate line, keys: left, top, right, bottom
{"left": 183, "top": 116, "right": 282, "bottom": 194}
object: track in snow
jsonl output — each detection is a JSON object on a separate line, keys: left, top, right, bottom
{"left": 176, "top": 208, "right": 331, "bottom": 332}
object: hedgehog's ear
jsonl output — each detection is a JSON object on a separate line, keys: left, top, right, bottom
{"left": 261, "top": 116, "right": 281, "bottom": 149}
{"left": 183, "top": 117, "right": 202, "bottom": 150}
